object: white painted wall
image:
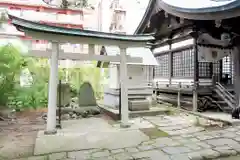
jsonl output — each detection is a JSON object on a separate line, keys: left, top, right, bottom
{"left": 108, "top": 64, "right": 152, "bottom": 89}
{"left": 108, "top": 65, "right": 119, "bottom": 88}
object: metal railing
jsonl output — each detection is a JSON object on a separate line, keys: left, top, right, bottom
{"left": 215, "top": 82, "right": 236, "bottom": 109}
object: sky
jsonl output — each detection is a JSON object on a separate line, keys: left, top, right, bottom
{"left": 100, "top": 0, "right": 149, "bottom": 34}
{"left": 162, "top": 0, "right": 235, "bottom": 9}
{"left": 125, "top": 0, "right": 149, "bottom": 34}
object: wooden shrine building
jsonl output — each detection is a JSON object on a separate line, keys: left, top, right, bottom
{"left": 135, "top": 0, "right": 240, "bottom": 113}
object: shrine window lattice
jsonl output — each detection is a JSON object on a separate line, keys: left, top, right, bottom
{"left": 222, "top": 55, "right": 232, "bottom": 78}
{"left": 153, "top": 47, "right": 230, "bottom": 79}
{"left": 198, "top": 62, "right": 212, "bottom": 78}
{"left": 172, "top": 48, "right": 194, "bottom": 77}
{"left": 154, "top": 54, "right": 169, "bottom": 77}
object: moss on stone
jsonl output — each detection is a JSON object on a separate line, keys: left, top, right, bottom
{"left": 140, "top": 127, "right": 169, "bottom": 139}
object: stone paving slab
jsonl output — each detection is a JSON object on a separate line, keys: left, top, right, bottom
{"left": 27, "top": 115, "right": 240, "bottom": 160}
{"left": 196, "top": 112, "right": 240, "bottom": 126}
{"left": 217, "top": 155, "right": 240, "bottom": 160}
{"left": 113, "top": 117, "right": 154, "bottom": 130}
{"left": 145, "top": 114, "right": 205, "bottom": 136}
{"left": 14, "top": 128, "right": 240, "bottom": 160}
{"left": 34, "top": 129, "right": 149, "bottom": 155}
{"left": 132, "top": 150, "right": 170, "bottom": 160}
{"left": 37, "top": 118, "right": 114, "bottom": 138}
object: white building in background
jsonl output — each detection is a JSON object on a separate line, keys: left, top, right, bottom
{"left": 109, "top": 0, "right": 126, "bottom": 34}
{"left": 97, "top": 0, "right": 149, "bottom": 34}
{"left": 0, "top": 0, "right": 100, "bottom": 68}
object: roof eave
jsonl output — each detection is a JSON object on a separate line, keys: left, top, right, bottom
{"left": 134, "top": 0, "right": 158, "bottom": 34}
{"left": 8, "top": 14, "right": 155, "bottom": 44}
{"left": 158, "top": 0, "right": 240, "bottom": 20}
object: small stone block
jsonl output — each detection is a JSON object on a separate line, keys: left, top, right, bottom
{"left": 200, "top": 149, "right": 220, "bottom": 159}
{"left": 225, "top": 127, "right": 239, "bottom": 132}
{"left": 97, "top": 156, "right": 116, "bottom": 160}
{"left": 113, "top": 152, "right": 133, "bottom": 160}
{"left": 125, "top": 147, "right": 139, "bottom": 153}
{"left": 206, "top": 138, "right": 239, "bottom": 147}
{"left": 177, "top": 139, "right": 192, "bottom": 144}
{"left": 188, "top": 152, "right": 203, "bottom": 160}
{"left": 222, "top": 132, "right": 238, "bottom": 138}
{"left": 184, "top": 144, "right": 202, "bottom": 151}
{"left": 132, "top": 150, "right": 169, "bottom": 160}
{"left": 196, "top": 135, "right": 213, "bottom": 141}
{"left": 27, "top": 156, "right": 48, "bottom": 160}
{"left": 138, "top": 145, "right": 155, "bottom": 151}
{"left": 49, "top": 152, "right": 67, "bottom": 160}
{"left": 162, "top": 146, "right": 192, "bottom": 155}
{"left": 120, "top": 123, "right": 131, "bottom": 128}
{"left": 171, "top": 154, "right": 190, "bottom": 160}
{"left": 235, "top": 137, "right": 240, "bottom": 142}
{"left": 213, "top": 146, "right": 237, "bottom": 157}
{"left": 44, "top": 130, "right": 57, "bottom": 135}
{"left": 91, "top": 150, "right": 110, "bottom": 158}
{"left": 189, "top": 138, "right": 200, "bottom": 142}
{"left": 68, "top": 150, "right": 91, "bottom": 159}
{"left": 195, "top": 142, "right": 212, "bottom": 149}
{"left": 111, "top": 149, "right": 124, "bottom": 154}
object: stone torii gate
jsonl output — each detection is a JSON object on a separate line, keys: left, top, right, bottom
{"left": 8, "top": 14, "right": 154, "bottom": 134}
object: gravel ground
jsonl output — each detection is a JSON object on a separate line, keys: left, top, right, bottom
{"left": 0, "top": 110, "right": 46, "bottom": 159}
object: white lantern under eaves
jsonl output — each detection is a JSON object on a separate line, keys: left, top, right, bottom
{"left": 0, "top": 11, "right": 8, "bottom": 23}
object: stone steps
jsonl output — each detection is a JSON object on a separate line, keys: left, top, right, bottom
{"left": 129, "top": 99, "right": 150, "bottom": 111}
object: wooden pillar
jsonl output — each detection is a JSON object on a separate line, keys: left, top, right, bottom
{"left": 229, "top": 53, "right": 233, "bottom": 85}
{"left": 153, "top": 67, "right": 155, "bottom": 79}
{"left": 233, "top": 46, "right": 240, "bottom": 106}
{"left": 219, "top": 59, "right": 223, "bottom": 83}
{"left": 209, "top": 62, "right": 214, "bottom": 85}
{"left": 191, "top": 32, "right": 199, "bottom": 112}
{"left": 168, "top": 41, "right": 173, "bottom": 85}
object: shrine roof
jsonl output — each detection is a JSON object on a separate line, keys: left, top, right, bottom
{"left": 96, "top": 45, "right": 158, "bottom": 67}
{"left": 135, "top": 0, "right": 240, "bottom": 34}
{"left": 159, "top": 0, "right": 240, "bottom": 19}
{"left": 8, "top": 14, "right": 155, "bottom": 44}
{"left": 104, "top": 46, "right": 158, "bottom": 66}
{"left": 161, "top": 0, "right": 239, "bottom": 13}
{"left": 134, "top": 0, "right": 157, "bottom": 34}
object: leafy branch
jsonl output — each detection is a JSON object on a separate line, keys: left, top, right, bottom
{"left": 42, "top": 0, "right": 88, "bottom": 9}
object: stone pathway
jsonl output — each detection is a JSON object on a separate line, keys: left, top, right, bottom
{"left": 144, "top": 114, "right": 205, "bottom": 136}
{"left": 13, "top": 114, "right": 240, "bottom": 160}
{"left": 217, "top": 155, "right": 240, "bottom": 160}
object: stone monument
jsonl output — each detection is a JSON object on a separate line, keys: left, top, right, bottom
{"left": 57, "top": 82, "right": 71, "bottom": 107}
{"left": 78, "top": 82, "right": 100, "bottom": 117}
{"left": 78, "top": 82, "right": 97, "bottom": 107}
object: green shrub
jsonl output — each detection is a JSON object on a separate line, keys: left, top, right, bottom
{"left": 0, "top": 44, "right": 107, "bottom": 110}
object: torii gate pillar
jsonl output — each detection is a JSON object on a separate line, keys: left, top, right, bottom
{"left": 120, "top": 46, "right": 130, "bottom": 127}
{"left": 44, "top": 42, "right": 59, "bottom": 135}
